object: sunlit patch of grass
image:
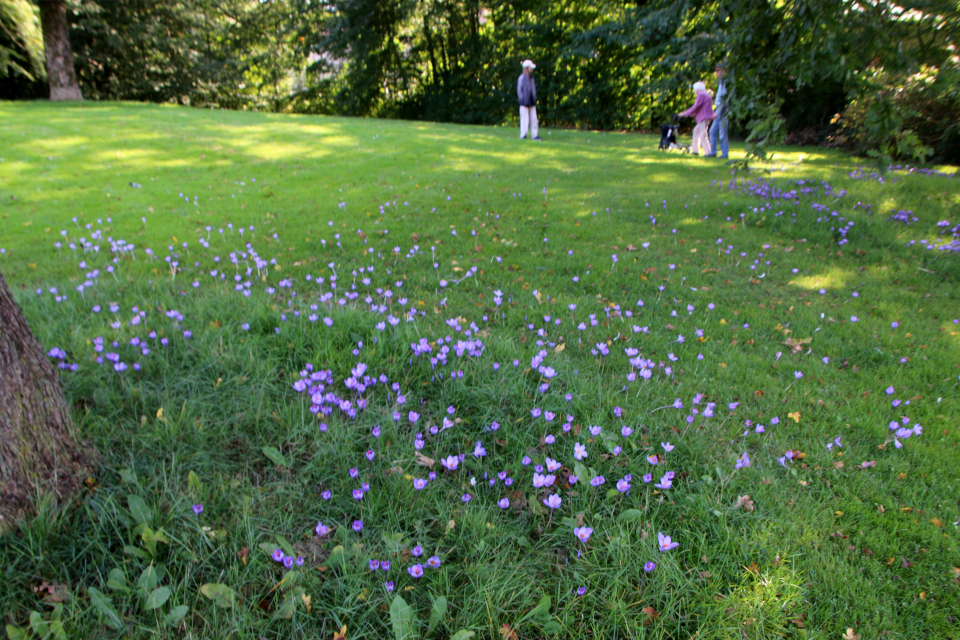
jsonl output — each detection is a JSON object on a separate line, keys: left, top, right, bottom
{"left": 787, "top": 267, "right": 854, "bottom": 291}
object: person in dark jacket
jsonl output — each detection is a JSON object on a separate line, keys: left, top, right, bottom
{"left": 517, "top": 60, "right": 541, "bottom": 140}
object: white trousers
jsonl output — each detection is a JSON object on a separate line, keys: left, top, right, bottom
{"left": 691, "top": 121, "right": 711, "bottom": 155}
{"left": 520, "top": 106, "right": 538, "bottom": 139}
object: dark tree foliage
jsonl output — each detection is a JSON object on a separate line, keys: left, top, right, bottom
{"left": 0, "top": 0, "right": 47, "bottom": 98}
{"left": 67, "top": 0, "right": 296, "bottom": 109}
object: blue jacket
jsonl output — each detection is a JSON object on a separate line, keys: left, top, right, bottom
{"left": 517, "top": 73, "right": 537, "bottom": 107}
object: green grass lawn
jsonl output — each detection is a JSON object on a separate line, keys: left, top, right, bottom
{"left": 1, "top": 101, "right": 959, "bottom": 640}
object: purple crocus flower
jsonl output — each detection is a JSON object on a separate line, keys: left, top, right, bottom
{"left": 352, "top": 519, "right": 363, "bottom": 532}
{"left": 427, "top": 556, "right": 441, "bottom": 568}
{"left": 574, "top": 526, "right": 593, "bottom": 542}
{"left": 644, "top": 561, "right": 657, "bottom": 572}
{"left": 369, "top": 559, "right": 380, "bottom": 571}
{"left": 498, "top": 497, "right": 510, "bottom": 509}
{"left": 543, "top": 494, "right": 562, "bottom": 509}
{"left": 272, "top": 548, "right": 284, "bottom": 562}
{"left": 658, "top": 532, "right": 679, "bottom": 552}
{"left": 385, "top": 581, "right": 395, "bottom": 592}
{"left": 408, "top": 564, "right": 424, "bottom": 578}
{"left": 192, "top": 504, "right": 203, "bottom": 515}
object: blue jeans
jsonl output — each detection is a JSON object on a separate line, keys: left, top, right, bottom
{"left": 707, "top": 106, "right": 728, "bottom": 158}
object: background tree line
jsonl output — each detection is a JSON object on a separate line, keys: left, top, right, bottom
{"left": 2, "top": 0, "right": 958, "bottom": 163}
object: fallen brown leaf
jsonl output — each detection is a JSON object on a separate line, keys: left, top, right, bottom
{"left": 842, "top": 628, "right": 861, "bottom": 640}
{"left": 33, "top": 581, "right": 69, "bottom": 603}
{"left": 641, "top": 606, "right": 659, "bottom": 625}
{"left": 734, "top": 495, "right": 755, "bottom": 512}
{"left": 783, "top": 337, "right": 812, "bottom": 353}
{"left": 415, "top": 452, "right": 435, "bottom": 468}
{"left": 499, "top": 623, "right": 517, "bottom": 640}
{"left": 237, "top": 547, "right": 249, "bottom": 566}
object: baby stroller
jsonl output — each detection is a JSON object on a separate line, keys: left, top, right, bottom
{"left": 658, "top": 115, "right": 690, "bottom": 152}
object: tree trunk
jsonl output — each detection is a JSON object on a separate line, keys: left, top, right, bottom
{"left": 38, "top": 0, "right": 83, "bottom": 101}
{"left": 0, "top": 270, "right": 91, "bottom": 526}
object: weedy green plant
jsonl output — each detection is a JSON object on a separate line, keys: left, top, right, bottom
{"left": 0, "top": 102, "right": 958, "bottom": 640}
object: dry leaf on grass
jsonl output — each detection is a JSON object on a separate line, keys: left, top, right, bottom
{"left": 415, "top": 452, "right": 435, "bottom": 468}
{"left": 33, "top": 581, "right": 69, "bottom": 603}
{"left": 842, "top": 628, "right": 861, "bottom": 640}
{"left": 641, "top": 606, "right": 659, "bottom": 625}
{"left": 734, "top": 495, "right": 755, "bottom": 512}
{"left": 783, "top": 337, "right": 811, "bottom": 353}
{"left": 499, "top": 623, "right": 517, "bottom": 640}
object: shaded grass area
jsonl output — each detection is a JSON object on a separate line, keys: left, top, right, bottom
{"left": 0, "top": 101, "right": 959, "bottom": 639}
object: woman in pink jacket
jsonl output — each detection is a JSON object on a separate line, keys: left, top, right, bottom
{"left": 679, "top": 81, "right": 716, "bottom": 155}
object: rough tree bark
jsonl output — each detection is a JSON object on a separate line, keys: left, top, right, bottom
{"left": 0, "top": 270, "right": 91, "bottom": 526}
{"left": 38, "top": 0, "right": 82, "bottom": 101}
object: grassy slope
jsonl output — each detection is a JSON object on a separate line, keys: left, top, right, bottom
{"left": 0, "top": 101, "right": 959, "bottom": 639}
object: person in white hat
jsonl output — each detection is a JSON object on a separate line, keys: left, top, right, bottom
{"left": 517, "top": 60, "right": 541, "bottom": 140}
